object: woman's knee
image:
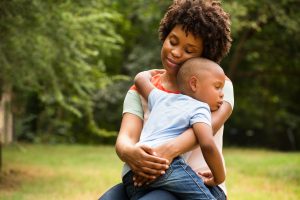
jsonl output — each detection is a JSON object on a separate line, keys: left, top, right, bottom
{"left": 98, "top": 183, "right": 129, "bottom": 200}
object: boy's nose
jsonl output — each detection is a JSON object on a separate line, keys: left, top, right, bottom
{"left": 220, "top": 91, "right": 224, "bottom": 98}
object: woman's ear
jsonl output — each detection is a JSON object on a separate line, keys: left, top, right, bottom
{"left": 189, "top": 76, "right": 197, "bottom": 92}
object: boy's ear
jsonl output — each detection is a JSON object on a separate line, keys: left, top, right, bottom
{"left": 189, "top": 76, "right": 197, "bottom": 92}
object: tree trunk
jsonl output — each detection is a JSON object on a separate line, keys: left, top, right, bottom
{"left": 0, "top": 86, "right": 13, "bottom": 144}
{"left": 0, "top": 86, "right": 13, "bottom": 171}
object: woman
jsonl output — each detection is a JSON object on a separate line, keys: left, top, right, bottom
{"left": 100, "top": 0, "right": 233, "bottom": 199}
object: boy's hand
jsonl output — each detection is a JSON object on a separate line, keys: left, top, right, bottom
{"left": 198, "top": 171, "right": 218, "bottom": 186}
{"left": 148, "top": 69, "right": 165, "bottom": 77}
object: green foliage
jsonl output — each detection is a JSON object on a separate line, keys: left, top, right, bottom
{"left": 222, "top": 0, "right": 300, "bottom": 150}
{"left": 0, "top": 0, "right": 127, "bottom": 141}
{"left": 0, "top": 0, "right": 299, "bottom": 149}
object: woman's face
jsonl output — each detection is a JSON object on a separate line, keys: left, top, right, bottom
{"left": 161, "top": 25, "right": 204, "bottom": 76}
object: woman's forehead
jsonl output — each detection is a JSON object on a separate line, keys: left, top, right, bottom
{"left": 170, "top": 25, "right": 203, "bottom": 47}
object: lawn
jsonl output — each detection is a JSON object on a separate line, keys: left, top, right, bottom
{"left": 0, "top": 144, "right": 300, "bottom": 200}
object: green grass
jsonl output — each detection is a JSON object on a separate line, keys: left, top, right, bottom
{"left": 1, "top": 144, "right": 300, "bottom": 200}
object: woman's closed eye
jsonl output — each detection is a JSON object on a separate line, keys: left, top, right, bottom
{"left": 169, "top": 37, "right": 178, "bottom": 46}
{"left": 185, "top": 48, "right": 194, "bottom": 54}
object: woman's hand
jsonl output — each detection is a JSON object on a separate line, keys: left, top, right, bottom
{"left": 132, "top": 142, "right": 178, "bottom": 187}
{"left": 125, "top": 143, "right": 169, "bottom": 179}
{"left": 116, "top": 113, "right": 169, "bottom": 181}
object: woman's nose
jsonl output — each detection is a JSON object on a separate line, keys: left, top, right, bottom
{"left": 171, "top": 47, "right": 182, "bottom": 58}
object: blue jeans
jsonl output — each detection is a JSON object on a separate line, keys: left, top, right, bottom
{"left": 98, "top": 184, "right": 225, "bottom": 200}
{"left": 123, "top": 157, "right": 220, "bottom": 200}
{"left": 98, "top": 183, "right": 178, "bottom": 200}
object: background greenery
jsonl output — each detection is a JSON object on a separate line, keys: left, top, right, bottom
{"left": 1, "top": 144, "right": 300, "bottom": 200}
{"left": 0, "top": 0, "right": 299, "bottom": 150}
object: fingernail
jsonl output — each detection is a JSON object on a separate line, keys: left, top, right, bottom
{"left": 161, "top": 171, "right": 165, "bottom": 175}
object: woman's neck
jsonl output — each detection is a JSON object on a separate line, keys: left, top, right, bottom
{"left": 160, "top": 72, "right": 180, "bottom": 92}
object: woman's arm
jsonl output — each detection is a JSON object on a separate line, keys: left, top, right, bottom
{"left": 116, "top": 89, "right": 169, "bottom": 179}
{"left": 211, "top": 101, "right": 232, "bottom": 134}
{"left": 116, "top": 113, "right": 169, "bottom": 179}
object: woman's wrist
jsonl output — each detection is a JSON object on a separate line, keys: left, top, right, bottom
{"left": 115, "top": 137, "right": 134, "bottom": 162}
{"left": 154, "top": 141, "right": 180, "bottom": 162}
{"left": 167, "top": 140, "right": 183, "bottom": 158}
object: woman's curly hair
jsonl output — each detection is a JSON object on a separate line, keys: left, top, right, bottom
{"left": 159, "top": 0, "right": 232, "bottom": 63}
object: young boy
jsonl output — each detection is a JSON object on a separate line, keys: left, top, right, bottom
{"left": 122, "top": 57, "right": 226, "bottom": 200}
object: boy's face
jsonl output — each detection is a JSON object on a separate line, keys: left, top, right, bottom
{"left": 161, "top": 25, "right": 203, "bottom": 76}
{"left": 193, "top": 69, "right": 225, "bottom": 111}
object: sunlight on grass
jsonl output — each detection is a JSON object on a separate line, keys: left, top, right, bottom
{"left": 1, "top": 144, "right": 123, "bottom": 200}
{"left": 1, "top": 144, "right": 300, "bottom": 200}
{"left": 224, "top": 148, "right": 300, "bottom": 200}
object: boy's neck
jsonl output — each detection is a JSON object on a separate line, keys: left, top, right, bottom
{"left": 160, "top": 72, "right": 180, "bottom": 92}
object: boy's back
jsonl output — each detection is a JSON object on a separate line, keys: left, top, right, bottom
{"left": 139, "top": 88, "right": 211, "bottom": 147}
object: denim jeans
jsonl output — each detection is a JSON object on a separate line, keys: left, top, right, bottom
{"left": 123, "top": 157, "right": 217, "bottom": 200}
{"left": 98, "top": 183, "right": 178, "bottom": 200}
{"left": 207, "top": 185, "right": 226, "bottom": 200}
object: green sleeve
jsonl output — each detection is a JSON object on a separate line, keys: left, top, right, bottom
{"left": 122, "top": 90, "right": 144, "bottom": 120}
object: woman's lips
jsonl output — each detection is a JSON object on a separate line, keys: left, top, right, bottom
{"left": 166, "top": 58, "right": 179, "bottom": 68}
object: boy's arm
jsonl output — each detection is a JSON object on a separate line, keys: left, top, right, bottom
{"left": 192, "top": 122, "right": 225, "bottom": 186}
{"left": 134, "top": 71, "right": 155, "bottom": 100}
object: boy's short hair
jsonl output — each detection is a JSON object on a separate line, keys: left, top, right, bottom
{"left": 159, "top": 0, "right": 232, "bottom": 63}
{"left": 177, "top": 57, "right": 223, "bottom": 93}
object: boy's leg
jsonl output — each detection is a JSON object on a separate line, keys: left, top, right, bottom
{"left": 207, "top": 186, "right": 227, "bottom": 200}
{"left": 149, "top": 157, "right": 215, "bottom": 200}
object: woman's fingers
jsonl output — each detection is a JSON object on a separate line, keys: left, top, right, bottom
{"left": 130, "top": 161, "right": 168, "bottom": 177}
{"left": 141, "top": 145, "right": 169, "bottom": 164}
{"left": 126, "top": 144, "right": 169, "bottom": 178}
{"left": 133, "top": 170, "right": 156, "bottom": 180}
{"left": 133, "top": 175, "right": 153, "bottom": 187}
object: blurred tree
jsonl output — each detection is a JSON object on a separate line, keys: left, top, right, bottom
{"left": 0, "top": 0, "right": 125, "bottom": 142}
{"left": 1, "top": 0, "right": 299, "bottom": 150}
{"left": 93, "top": 0, "right": 170, "bottom": 135}
{"left": 222, "top": 0, "right": 300, "bottom": 150}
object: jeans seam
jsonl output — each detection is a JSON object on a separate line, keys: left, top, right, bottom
{"left": 179, "top": 161, "right": 214, "bottom": 200}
